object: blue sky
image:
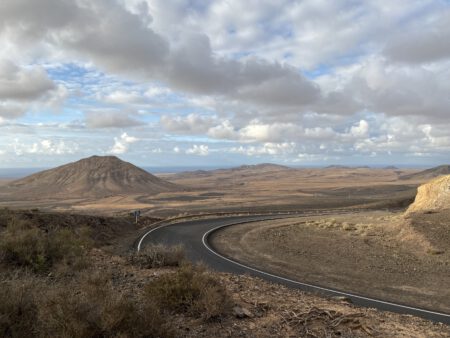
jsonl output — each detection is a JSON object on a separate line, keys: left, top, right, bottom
{"left": 0, "top": 0, "right": 449, "bottom": 168}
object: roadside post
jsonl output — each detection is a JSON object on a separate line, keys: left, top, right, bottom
{"left": 134, "top": 210, "right": 141, "bottom": 224}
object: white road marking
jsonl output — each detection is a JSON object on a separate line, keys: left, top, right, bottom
{"left": 137, "top": 214, "right": 450, "bottom": 321}
{"left": 202, "top": 223, "right": 450, "bottom": 320}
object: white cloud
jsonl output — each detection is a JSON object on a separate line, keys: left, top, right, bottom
{"left": 0, "top": 0, "right": 449, "bottom": 166}
{"left": 349, "top": 120, "right": 369, "bottom": 138}
{"left": 85, "top": 110, "right": 142, "bottom": 128}
{"left": 230, "top": 142, "right": 296, "bottom": 156}
{"left": 207, "top": 120, "right": 238, "bottom": 140}
{"left": 13, "top": 139, "right": 78, "bottom": 155}
{"left": 160, "top": 113, "right": 217, "bottom": 134}
{"left": 238, "top": 121, "right": 301, "bottom": 142}
{"left": 0, "top": 59, "right": 63, "bottom": 119}
{"left": 186, "top": 144, "right": 209, "bottom": 156}
{"left": 384, "top": 9, "right": 450, "bottom": 64}
{"left": 0, "top": 59, "right": 55, "bottom": 101}
{"left": 103, "top": 90, "right": 145, "bottom": 105}
{"left": 109, "top": 132, "right": 139, "bottom": 154}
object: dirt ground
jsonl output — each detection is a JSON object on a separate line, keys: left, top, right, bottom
{"left": 211, "top": 210, "right": 450, "bottom": 314}
{"left": 89, "top": 249, "right": 450, "bottom": 337}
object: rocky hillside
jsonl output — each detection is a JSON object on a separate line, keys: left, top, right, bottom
{"left": 7, "top": 155, "right": 179, "bottom": 199}
{"left": 400, "top": 165, "right": 450, "bottom": 181}
{"left": 406, "top": 174, "right": 450, "bottom": 214}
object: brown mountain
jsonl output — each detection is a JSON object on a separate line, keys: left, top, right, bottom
{"left": 400, "top": 165, "right": 450, "bottom": 181}
{"left": 7, "top": 155, "right": 179, "bottom": 199}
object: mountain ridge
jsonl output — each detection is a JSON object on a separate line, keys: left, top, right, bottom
{"left": 400, "top": 165, "right": 450, "bottom": 181}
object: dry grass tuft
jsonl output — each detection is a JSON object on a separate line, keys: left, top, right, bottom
{"left": 40, "top": 270, "right": 173, "bottom": 338}
{"left": 0, "top": 215, "right": 92, "bottom": 273}
{"left": 128, "top": 244, "right": 185, "bottom": 268}
{"left": 145, "top": 262, "right": 233, "bottom": 321}
{"left": 0, "top": 277, "right": 39, "bottom": 337}
{"left": 281, "top": 306, "right": 374, "bottom": 337}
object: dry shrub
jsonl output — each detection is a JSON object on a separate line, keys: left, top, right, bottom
{"left": 0, "top": 278, "right": 38, "bottom": 337}
{"left": 39, "top": 270, "right": 173, "bottom": 338}
{"left": 129, "top": 244, "right": 185, "bottom": 268}
{"left": 0, "top": 215, "right": 92, "bottom": 273}
{"left": 145, "top": 263, "right": 232, "bottom": 321}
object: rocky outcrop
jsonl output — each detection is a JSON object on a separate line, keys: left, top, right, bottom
{"left": 406, "top": 175, "right": 450, "bottom": 214}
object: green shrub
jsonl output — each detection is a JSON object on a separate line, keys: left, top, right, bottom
{"left": 145, "top": 263, "right": 232, "bottom": 321}
{"left": 129, "top": 244, "right": 185, "bottom": 268}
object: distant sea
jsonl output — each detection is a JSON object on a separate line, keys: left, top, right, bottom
{"left": 0, "top": 166, "right": 230, "bottom": 179}
{"left": 0, "top": 168, "right": 49, "bottom": 179}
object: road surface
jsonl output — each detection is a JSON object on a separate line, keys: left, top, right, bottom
{"left": 136, "top": 214, "right": 450, "bottom": 324}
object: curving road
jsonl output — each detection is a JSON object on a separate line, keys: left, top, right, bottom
{"left": 136, "top": 214, "right": 450, "bottom": 325}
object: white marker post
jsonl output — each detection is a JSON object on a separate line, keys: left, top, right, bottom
{"left": 134, "top": 210, "right": 141, "bottom": 224}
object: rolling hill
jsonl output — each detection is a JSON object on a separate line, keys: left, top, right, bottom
{"left": 400, "top": 165, "right": 450, "bottom": 181}
{"left": 171, "top": 163, "right": 292, "bottom": 180}
{"left": 6, "top": 155, "right": 179, "bottom": 199}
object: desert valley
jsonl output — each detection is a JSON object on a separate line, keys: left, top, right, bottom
{"left": 1, "top": 155, "right": 449, "bottom": 337}
{"left": 1, "top": 1, "right": 450, "bottom": 337}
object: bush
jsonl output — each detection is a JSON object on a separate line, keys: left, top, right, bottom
{"left": 129, "top": 244, "right": 185, "bottom": 268}
{"left": 39, "top": 270, "right": 173, "bottom": 338}
{"left": 0, "top": 278, "right": 39, "bottom": 337}
{"left": 0, "top": 216, "right": 92, "bottom": 273}
{"left": 145, "top": 263, "right": 232, "bottom": 321}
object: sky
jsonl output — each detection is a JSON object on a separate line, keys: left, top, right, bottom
{"left": 0, "top": 0, "right": 449, "bottom": 168}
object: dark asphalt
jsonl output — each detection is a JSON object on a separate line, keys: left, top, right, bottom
{"left": 136, "top": 214, "right": 450, "bottom": 325}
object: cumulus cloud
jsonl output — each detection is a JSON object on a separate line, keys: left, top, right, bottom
{"left": 160, "top": 114, "right": 217, "bottom": 134}
{"left": 0, "top": 0, "right": 320, "bottom": 111}
{"left": 238, "top": 121, "right": 300, "bottom": 142}
{"left": 186, "top": 144, "right": 209, "bottom": 156}
{"left": 85, "top": 110, "right": 142, "bottom": 128}
{"left": 0, "top": 60, "right": 55, "bottom": 101}
{"left": 1, "top": 0, "right": 450, "bottom": 165}
{"left": 384, "top": 10, "right": 450, "bottom": 64}
{"left": 349, "top": 120, "right": 369, "bottom": 138}
{"left": 13, "top": 139, "right": 78, "bottom": 155}
{"left": 102, "top": 91, "right": 146, "bottom": 105}
{"left": 230, "top": 142, "right": 296, "bottom": 156}
{"left": 0, "top": 102, "right": 27, "bottom": 119}
{"left": 109, "top": 132, "right": 139, "bottom": 154}
{"left": 0, "top": 59, "right": 62, "bottom": 119}
{"left": 207, "top": 120, "right": 238, "bottom": 140}
{"left": 317, "top": 57, "right": 450, "bottom": 120}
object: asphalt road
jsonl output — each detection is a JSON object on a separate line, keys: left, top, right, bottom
{"left": 136, "top": 214, "right": 450, "bottom": 325}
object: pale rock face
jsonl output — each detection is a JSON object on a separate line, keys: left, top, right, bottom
{"left": 406, "top": 175, "right": 450, "bottom": 214}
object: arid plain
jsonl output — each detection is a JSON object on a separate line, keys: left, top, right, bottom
{"left": 0, "top": 162, "right": 427, "bottom": 217}
{"left": 1, "top": 157, "right": 449, "bottom": 337}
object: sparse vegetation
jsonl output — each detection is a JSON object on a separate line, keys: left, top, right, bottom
{"left": 0, "top": 214, "right": 92, "bottom": 273}
{"left": 145, "top": 262, "right": 232, "bottom": 321}
{"left": 40, "top": 270, "right": 173, "bottom": 338}
{"left": 0, "top": 208, "right": 448, "bottom": 337}
{"left": 128, "top": 244, "right": 185, "bottom": 268}
{"left": 0, "top": 271, "right": 174, "bottom": 338}
{"left": 0, "top": 277, "right": 39, "bottom": 337}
